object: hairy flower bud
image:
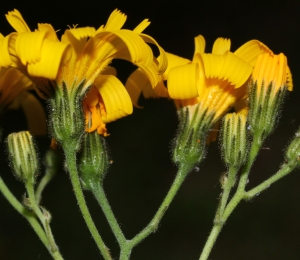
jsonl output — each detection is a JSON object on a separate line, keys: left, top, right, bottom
{"left": 7, "top": 131, "right": 39, "bottom": 183}
{"left": 285, "top": 128, "right": 300, "bottom": 168}
{"left": 78, "top": 131, "right": 109, "bottom": 189}
{"left": 220, "top": 113, "right": 248, "bottom": 169}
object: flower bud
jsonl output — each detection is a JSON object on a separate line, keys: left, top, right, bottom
{"left": 49, "top": 82, "right": 86, "bottom": 151}
{"left": 248, "top": 53, "right": 291, "bottom": 141}
{"left": 220, "top": 113, "right": 248, "bottom": 169}
{"left": 7, "top": 131, "right": 39, "bottom": 184}
{"left": 285, "top": 128, "right": 300, "bottom": 168}
{"left": 172, "top": 103, "right": 214, "bottom": 170}
{"left": 78, "top": 131, "right": 109, "bottom": 190}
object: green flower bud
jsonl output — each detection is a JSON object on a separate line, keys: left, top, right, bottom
{"left": 248, "top": 53, "right": 291, "bottom": 142}
{"left": 48, "top": 81, "right": 86, "bottom": 151}
{"left": 173, "top": 104, "right": 214, "bottom": 170}
{"left": 220, "top": 113, "right": 248, "bottom": 169}
{"left": 285, "top": 128, "right": 300, "bottom": 168}
{"left": 7, "top": 131, "right": 39, "bottom": 184}
{"left": 78, "top": 131, "right": 109, "bottom": 190}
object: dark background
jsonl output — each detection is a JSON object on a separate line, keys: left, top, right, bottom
{"left": 1, "top": 0, "right": 300, "bottom": 259}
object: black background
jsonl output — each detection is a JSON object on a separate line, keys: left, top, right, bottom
{"left": 1, "top": 0, "right": 300, "bottom": 259}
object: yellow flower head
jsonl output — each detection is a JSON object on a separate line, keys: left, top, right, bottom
{"left": 252, "top": 52, "right": 293, "bottom": 98}
{"left": 1, "top": 9, "right": 167, "bottom": 136}
{"left": 167, "top": 35, "right": 271, "bottom": 124}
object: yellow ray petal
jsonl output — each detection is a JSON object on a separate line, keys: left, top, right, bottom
{"left": 102, "top": 66, "right": 117, "bottom": 76}
{"left": 286, "top": 65, "right": 293, "bottom": 91}
{"left": 168, "top": 63, "right": 199, "bottom": 99}
{"left": 234, "top": 40, "right": 273, "bottom": 66}
{"left": 0, "top": 67, "right": 32, "bottom": 109}
{"left": 27, "top": 39, "right": 70, "bottom": 79}
{"left": 101, "top": 9, "right": 127, "bottom": 31}
{"left": 79, "top": 30, "right": 153, "bottom": 87}
{"left": 212, "top": 37, "right": 231, "bottom": 55}
{"left": 19, "top": 92, "right": 47, "bottom": 136}
{"left": 200, "top": 52, "right": 252, "bottom": 88}
{"left": 163, "top": 52, "right": 190, "bottom": 80}
{"left": 95, "top": 75, "right": 133, "bottom": 123}
{"left": 139, "top": 33, "right": 168, "bottom": 74}
{"left": 220, "top": 52, "right": 252, "bottom": 88}
{"left": 5, "top": 9, "right": 30, "bottom": 33}
{"left": 0, "top": 34, "right": 14, "bottom": 66}
{"left": 15, "top": 31, "right": 48, "bottom": 65}
{"left": 37, "top": 23, "right": 59, "bottom": 41}
{"left": 200, "top": 53, "right": 226, "bottom": 79}
{"left": 62, "top": 27, "right": 96, "bottom": 61}
{"left": 133, "top": 19, "right": 151, "bottom": 33}
{"left": 194, "top": 35, "right": 206, "bottom": 54}
{"left": 125, "top": 68, "right": 151, "bottom": 108}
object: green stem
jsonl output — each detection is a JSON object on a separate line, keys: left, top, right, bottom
{"left": 199, "top": 224, "right": 222, "bottom": 260}
{"left": 35, "top": 166, "right": 56, "bottom": 205}
{"left": 0, "top": 177, "right": 63, "bottom": 259}
{"left": 91, "top": 164, "right": 190, "bottom": 260}
{"left": 245, "top": 163, "right": 293, "bottom": 200}
{"left": 92, "top": 183, "right": 127, "bottom": 246}
{"left": 199, "top": 134, "right": 263, "bottom": 260}
{"left": 25, "top": 179, "right": 63, "bottom": 260}
{"left": 63, "top": 146, "right": 112, "bottom": 260}
{"left": 127, "top": 164, "right": 190, "bottom": 250}
{"left": 217, "top": 166, "right": 238, "bottom": 222}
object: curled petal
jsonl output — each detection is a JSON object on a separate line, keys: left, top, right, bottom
{"left": 62, "top": 27, "right": 96, "bottom": 61}
{"left": 28, "top": 39, "right": 70, "bottom": 79}
{"left": 212, "top": 37, "right": 231, "bottom": 55}
{"left": 200, "top": 53, "right": 226, "bottom": 79}
{"left": 78, "top": 30, "right": 153, "bottom": 87}
{"left": 102, "top": 66, "right": 117, "bottom": 76}
{"left": 15, "top": 31, "right": 48, "bottom": 65}
{"left": 6, "top": 9, "right": 30, "bottom": 33}
{"left": 200, "top": 52, "right": 252, "bottom": 88}
{"left": 194, "top": 35, "right": 206, "bottom": 55}
{"left": 139, "top": 33, "right": 168, "bottom": 74}
{"left": 220, "top": 52, "right": 252, "bottom": 88}
{"left": 234, "top": 40, "right": 273, "bottom": 66}
{"left": 37, "top": 23, "right": 59, "bottom": 41}
{"left": 95, "top": 75, "right": 133, "bottom": 123}
{"left": 168, "top": 63, "right": 199, "bottom": 99}
{"left": 0, "top": 34, "right": 14, "bottom": 66}
{"left": 125, "top": 68, "right": 152, "bottom": 108}
{"left": 18, "top": 92, "right": 47, "bottom": 136}
{"left": 163, "top": 52, "right": 190, "bottom": 80}
{"left": 126, "top": 69, "right": 167, "bottom": 108}
{"left": 0, "top": 67, "right": 32, "bottom": 109}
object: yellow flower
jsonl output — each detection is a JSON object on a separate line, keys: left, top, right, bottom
{"left": 0, "top": 66, "right": 46, "bottom": 135}
{"left": 247, "top": 52, "right": 293, "bottom": 139}
{"left": 1, "top": 9, "right": 167, "bottom": 136}
{"left": 252, "top": 52, "right": 292, "bottom": 97}
{"left": 167, "top": 35, "right": 272, "bottom": 124}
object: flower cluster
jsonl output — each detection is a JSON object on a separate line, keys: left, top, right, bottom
{"left": 0, "top": 9, "right": 167, "bottom": 137}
